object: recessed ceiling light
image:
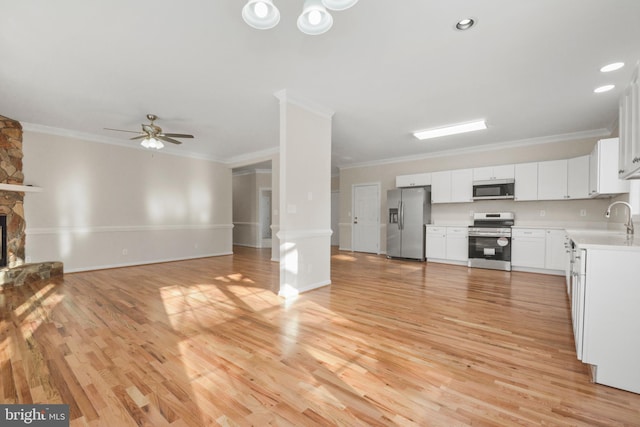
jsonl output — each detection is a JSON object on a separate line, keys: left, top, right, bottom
{"left": 413, "top": 120, "right": 487, "bottom": 140}
{"left": 600, "top": 62, "right": 625, "bottom": 73}
{"left": 455, "top": 18, "right": 476, "bottom": 30}
{"left": 594, "top": 85, "right": 615, "bottom": 93}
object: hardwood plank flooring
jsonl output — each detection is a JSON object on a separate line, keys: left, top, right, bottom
{"left": 1, "top": 247, "right": 639, "bottom": 426}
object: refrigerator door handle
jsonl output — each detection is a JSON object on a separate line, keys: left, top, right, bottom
{"left": 400, "top": 201, "right": 404, "bottom": 230}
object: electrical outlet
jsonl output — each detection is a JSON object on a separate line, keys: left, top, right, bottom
{"left": 540, "top": 210, "right": 546, "bottom": 217}
{"left": 122, "top": 248, "right": 128, "bottom": 255}
{"left": 26, "top": 256, "right": 32, "bottom": 263}
{"left": 580, "top": 209, "right": 587, "bottom": 217}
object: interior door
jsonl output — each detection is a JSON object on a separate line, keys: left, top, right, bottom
{"left": 353, "top": 184, "right": 379, "bottom": 253}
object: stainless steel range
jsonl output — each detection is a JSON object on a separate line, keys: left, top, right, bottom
{"left": 468, "top": 212, "right": 514, "bottom": 271}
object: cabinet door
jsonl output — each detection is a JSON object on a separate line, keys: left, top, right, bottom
{"left": 619, "top": 80, "right": 640, "bottom": 179}
{"left": 591, "top": 138, "right": 630, "bottom": 195}
{"left": 514, "top": 162, "right": 538, "bottom": 201}
{"left": 538, "top": 159, "right": 568, "bottom": 200}
{"left": 493, "top": 164, "right": 515, "bottom": 180}
{"left": 545, "top": 229, "right": 568, "bottom": 270}
{"left": 396, "top": 173, "right": 431, "bottom": 188}
{"left": 450, "top": 169, "right": 473, "bottom": 203}
{"left": 431, "top": 171, "right": 451, "bottom": 203}
{"left": 567, "top": 155, "right": 590, "bottom": 199}
{"left": 618, "top": 85, "right": 634, "bottom": 178}
{"left": 426, "top": 227, "right": 446, "bottom": 259}
{"left": 472, "top": 167, "right": 493, "bottom": 181}
{"left": 511, "top": 229, "right": 546, "bottom": 268}
{"left": 446, "top": 227, "right": 468, "bottom": 262}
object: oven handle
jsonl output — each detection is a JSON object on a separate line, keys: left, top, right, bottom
{"left": 469, "top": 231, "right": 511, "bottom": 238}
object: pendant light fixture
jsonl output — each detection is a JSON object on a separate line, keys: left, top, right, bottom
{"left": 321, "top": 0, "right": 358, "bottom": 11}
{"left": 298, "top": 0, "right": 333, "bottom": 35}
{"left": 242, "top": 0, "right": 281, "bottom": 30}
{"left": 241, "top": 0, "right": 357, "bottom": 34}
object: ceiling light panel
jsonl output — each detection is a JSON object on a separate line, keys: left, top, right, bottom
{"left": 413, "top": 120, "right": 487, "bottom": 140}
{"left": 600, "top": 62, "right": 624, "bottom": 72}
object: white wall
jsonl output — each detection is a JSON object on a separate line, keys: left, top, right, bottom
{"left": 22, "top": 131, "right": 233, "bottom": 272}
{"left": 277, "top": 95, "right": 332, "bottom": 296}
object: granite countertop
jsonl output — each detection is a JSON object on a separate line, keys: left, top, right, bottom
{"left": 566, "top": 229, "right": 640, "bottom": 251}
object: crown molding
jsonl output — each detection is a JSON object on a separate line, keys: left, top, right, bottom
{"left": 338, "top": 128, "right": 612, "bottom": 170}
{"left": 225, "top": 147, "right": 279, "bottom": 168}
{"left": 274, "top": 89, "right": 335, "bottom": 119}
{"left": 21, "top": 122, "right": 226, "bottom": 163}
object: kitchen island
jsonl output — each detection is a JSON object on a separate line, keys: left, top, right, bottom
{"left": 566, "top": 229, "right": 640, "bottom": 394}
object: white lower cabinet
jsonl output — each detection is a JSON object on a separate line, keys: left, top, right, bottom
{"left": 511, "top": 228, "right": 546, "bottom": 269}
{"left": 575, "top": 247, "right": 640, "bottom": 394}
{"left": 445, "top": 227, "right": 468, "bottom": 262}
{"left": 545, "top": 229, "right": 568, "bottom": 271}
{"left": 511, "top": 227, "right": 567, "bottom": 273}
{"left": 425, "top": 226, "right": 446, "bottom": 259}
{"left": 426, "top": 226, "right": 468, "bottom": 264}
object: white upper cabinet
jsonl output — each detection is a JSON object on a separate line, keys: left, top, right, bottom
{"left": 431, "top": 169, "right": 472, "bottom": 203}
{"left": 538, "top": 159, "right": 569, "bottom": 200}
{"left": 396, "top": 172, "right": 431, "bottom": 188}
{"left": 514, "top": 162, "right": 538, "bottom": 201}
{"left": 590, "top": 138, "right": 630, "bottom": 196}
{"left": 473, "top": 165, "right": 514, "bottom": 181}
{"left": 451, "top": 169, "right": 473, "bottom": 203}
{"left": 567, "top": 155, "right": 590, "bottom": 199}
{"left": 618, "top": 70, "right": 640, "bottom": 180}
{"left": 431, "top": 171, "right": 452, "bottom": 203}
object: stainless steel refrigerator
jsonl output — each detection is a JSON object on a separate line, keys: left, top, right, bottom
{"left": 386, "top": 187, "right": 431, "bottom": 260}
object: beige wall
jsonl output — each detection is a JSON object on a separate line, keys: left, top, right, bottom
{"left": 23, "top": 130, "right": 233, "bottom": 271}
{"left": 339, "top": 136, "right": 627, "bottom": 252}
{"left": 232, "top": 170, "right": 272, "bottom": 247}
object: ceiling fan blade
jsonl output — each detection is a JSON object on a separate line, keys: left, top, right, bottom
{"left": 130, "top": 135, "right": 148, "bottom": 140}
{"left": 157, "top": 135, "right": 183, "bottom": 145}
{"left": 160, "top": 133, "right": 194, "bottom": 138}
{"left": 104, "top": 127, "right": 142, "bottom": 134}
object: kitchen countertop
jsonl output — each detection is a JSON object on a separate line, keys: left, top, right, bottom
{"left": 566, "top": 229, "right": 640, "bottom": 251}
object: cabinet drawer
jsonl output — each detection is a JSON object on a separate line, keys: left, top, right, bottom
{"left": 427, "top": 226, "right": 446, "bottom": 234}
{"left": 446, "top": 227, "right": 468, "bottom": 236}
{"left": 512, "top": 228, "right": 546, "bottom": 239}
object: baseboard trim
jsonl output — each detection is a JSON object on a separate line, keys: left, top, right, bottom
{"left": 64, "top": 251, "right": 233, "bottom": 273}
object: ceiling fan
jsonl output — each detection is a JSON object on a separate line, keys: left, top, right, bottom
{"left": 105, "top": 114, "right": 194, "bottom": 149}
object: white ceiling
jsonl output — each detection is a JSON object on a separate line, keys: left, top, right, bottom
{"left": 2, "top": 1, "right": 640, "bottom": 169}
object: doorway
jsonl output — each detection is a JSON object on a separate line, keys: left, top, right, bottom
{"left": 352, "top": 183, "right": 380, "bottom": 254}
{"left": 259, "top": 188, "right": 272, "bottom": 248}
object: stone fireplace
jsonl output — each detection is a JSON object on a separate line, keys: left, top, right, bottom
{"left": 0, "top": 115, "right": 62, "bottom": 286}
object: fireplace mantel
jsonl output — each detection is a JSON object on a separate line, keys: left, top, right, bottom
{"left": 0, "top": 183, "right": 42, "bottom": 193}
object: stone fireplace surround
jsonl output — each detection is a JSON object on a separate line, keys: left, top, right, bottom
{"left": 0, "top": 115, "right": 62, "bottom": 286}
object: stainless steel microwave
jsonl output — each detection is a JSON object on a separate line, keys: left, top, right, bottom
{"left": 472, "top": 179, "right": 515, "bottom": 200}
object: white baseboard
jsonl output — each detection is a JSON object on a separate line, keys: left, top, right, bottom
{"left": 64, "top": 251, "right": 233, "bottom": 273}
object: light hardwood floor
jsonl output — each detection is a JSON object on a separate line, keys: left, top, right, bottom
{"left": 1, "top": 247, "right": 639, "bottom": 426}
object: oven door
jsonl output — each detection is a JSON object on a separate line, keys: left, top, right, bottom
{"left": 468, "top": 231, "right": 511, "bottom": 272}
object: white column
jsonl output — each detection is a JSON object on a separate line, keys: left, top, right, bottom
{"left": 274, "top": 90, "right": 333, "bottom": 298}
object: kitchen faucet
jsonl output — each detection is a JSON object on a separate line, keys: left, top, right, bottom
{"left": 605, "top": 201, "right": 634, "bottom": 235}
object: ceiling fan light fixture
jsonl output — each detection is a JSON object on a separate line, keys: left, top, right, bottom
{"left": 298, "top": 0, "right": 333, "bottom": 35}
{"left": 321, "top": 0, "right": 358, "bottom": 11}
{"left": 141, "top": 137, "right": 164, "bottom": 150}
{"left": 242, "top": 0, "right": 280, "bottom": 30}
